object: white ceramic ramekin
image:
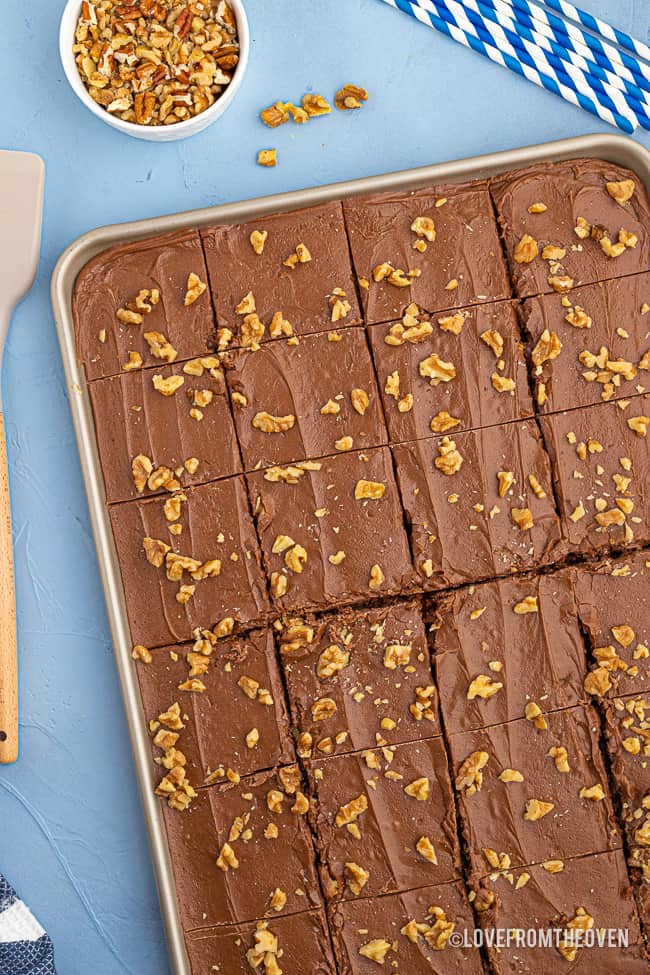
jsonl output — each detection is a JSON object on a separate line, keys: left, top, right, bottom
{"left": 59, "top": 0, "right": 250, "bottom": 142}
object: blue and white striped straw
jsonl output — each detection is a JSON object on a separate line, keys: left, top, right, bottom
{"left": 443, "top": 0, "right": 650, "bottom": 129}
{"left": 477, "top": 0, "right": 650, "bottom": 107}
{"left": 544, "top": 0, "right": 650, "bottom": 69}
{"left": 503, "top": 0, "right": 650, "bottom": 88}
{"left": 383, "top": 0, "right": 637, "bottom": 133}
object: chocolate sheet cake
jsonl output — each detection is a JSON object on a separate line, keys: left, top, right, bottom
{"left": 73, "top": 158, "right": 650, "bottom": 972}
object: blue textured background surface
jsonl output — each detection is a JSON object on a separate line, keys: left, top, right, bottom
{"left": 1, "top": 1, "right": 650, "bottom": 971}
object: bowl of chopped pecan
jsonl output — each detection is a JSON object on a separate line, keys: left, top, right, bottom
{"left": 60, "top": 0, "right": 249, "bottom": 141}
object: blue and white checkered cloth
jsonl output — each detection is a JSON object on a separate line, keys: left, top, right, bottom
{"left": 0, "top": 876, "right": 56, "bottom": 975}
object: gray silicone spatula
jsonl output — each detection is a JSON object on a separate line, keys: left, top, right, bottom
{"left": 0, "top": 150, "right": 44, "bottom": 764}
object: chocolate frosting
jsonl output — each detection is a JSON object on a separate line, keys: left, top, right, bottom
{"left": 449, "top": 704, "right": 621, "bottom": 876}
{"left": 201, "top": 202, "right": 361, "bottom": 340}
{"left": 521, "top": 272, "right": 650, "bottom": 414}
{"left": 279, "top": 599, "right": 441, "bottom": 757}
{"left": 369, "top": 301, "right": 533, "bottom": 444}
{"left": 89, "top": 357, "right": 242, "bottom": 504}
{"left": 163, "top": 767, "right": 321, "bottom": 930}
{"left": 308, "top": 737, "right": 461, "bottom": 901}
{"left": 392, "top": 420, "right": 564, "bottom": 589}
{"left": 246, "top": 447, "right": 414, "bottom": 613}
{"left": 475, "top": 850, "right": 647, "bottom": 974}
{"left": 185, "top": 909, "right": 337, "bottom": 975}
{"left": 574, "top": 549, "right": 650, "bottom": 699}
{"left": 329, "top": 882, "right": 484, "bottom": 975}
{"left": 110, "top": 477, "right": 269, "bottom": 648}
{"left": 539, "top": 394, "right": 650, "bottom": 559}
{"left": 433, "top": 570, "right": 587, "bottom": 735}
{"left": 73, "top": 230, "right": 216, "bottom": 382}
{"left": 226, "top": 327, "right": 387, "bottom": 470}
{"left": 491, "top": 158, "right": 650, "bottom": 297}
{"left": 136, "top": 630, "right": 294, "bottom": 786}
{"left": 343, "top": 181, "right": 510, "bottom": 325}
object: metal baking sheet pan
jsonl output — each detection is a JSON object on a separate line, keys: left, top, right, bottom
{"left": 50, "top": 133, "right": 650, "bottom": 975}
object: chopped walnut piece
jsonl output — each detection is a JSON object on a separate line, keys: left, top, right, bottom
{"left": 559, "top": 910, "right": 595, "bottom": 962}
{"left": 524, "top": 701, "right": 547, "bottom": 730}
{"left": 410, "top": 685, "right": 437, "bottom": 723}
{"left": 511, "top": 507, "right": 534, "bottom": 531}
{"left": 250, "top": 229, "right": 268, "bottom": 254}
{"left": 584, "top": 667, "right": 613, "bottom": 697}
{"left": 419, "top": 353, "right": 456, "bottom": 385}
{"left": 359, "top": 940, "right": 391, "bottom": 964}
{"left": 497, "top": 470, "right": 515, "bottom": 498}
{"left": 152, "top": 373, "right": 184, "bottom": 396}
{"left": 291, "top": 791, "right": 309, "bottom": 815}
{"left": 123, "top": 351, "right": 143, "bottom": 371}
{"left": 548, "top": 274, "right": 574, "bottom": 293}
{"left": 335, "top": 84, "right": 369, "bottom": 110}
{"left": 500, "top": 768, "right": 524, "bottom": 783}
{"left": 368, "top": 564, "right": 385, "bottom": 590}
{"left": 355, "top": 479, "right": 386, "bottom": 500}
{"left": 456, "top": 751, "right": 489, "bottom": 796}
{"left": 334, "top": 435, "right": 353, "bottom": 452}
{"left": 329, "top": 550, "right": 346, "bottom": 565}
{"left": 438, "top": 312, "right": 466, "bottom": 334}
{"left": 257, "top": 149, "right": 277, "bottom": 167}
{"left": 411, "top": 216, "right": 436, "bottom": 242}
{"left": 132, "top": 454, "right": 153, "bottom": 493}
{"left": 329, "top": 289, "right": 351, "bottom": 322}
{"left": 480, "top": 329, "right": 504, "bottom": 357}
{"left": 514, "top": 234, "right": 538, "bottom": 264}
{"left": 600, "top": 235, "right": 627, "bottom": 258}
{"left": 383, "top": 643, "right": 411, "bottom": 670}
{"left": 415, "top": 835, "right": 438, "bottom": 864}
{"left": 541, "top": 244, "right": 566, "bottom": 261}
{"left": 144, "top": 331, "right": 177, "bottom": 363}
{"left": 351, "top": 387, "right": 370, "bottom": 415}
{"left": 606, "top": 179, "right": 635, "bottom": 205}
{"left": 311, "top": 696, "right": 337, "bottom": 722}
{"left": 612, "top": 624, "right": 635, "bottom": 647}
{"left": 467, "top": 674, "right": 503, "bottom": 700}
{"left": 628, "top": 415, "right": 649, "bottom": 436}
{"left": 524, "top": 798, "right": 554, "bottom": 820}
{"left": 528, "top": 202, "right": 547, "bottom": 213}
{"left": 514, "top": 595, "right": 538, "bottom": 614}
{"left": 184, "top": 272, "right": 206, "bottom": 306}
{"left": 542, "top": 859, "right": 565, "bottom": 873}
{"left": 236, "top": 291, "right": 256, "bottom": 315}
{"left": 285, "top": 544, "right": 307, "bottom": 574}
{"left": 566, "top": 305, "right": 592, "bottom": 329}
{"left": 132, "top": 644, "right": 152, "bottom": 664}
{"left": 336, "top": 794, "right": 368, "bottom": 827}
{"left": 430, "top": 411, "right": 460, "bottom": 433}
{"left": 580, "top": 783, "right": 605, "bottom": 801}
{"left": 253, "top": 411, "right": 296, "bottom": 433}
{"left": 143, "top": 536, "right": 171, "bottom": 568}
{"left": 403, "top": 776, "right": 429, "bottom": 801}
{"left": 317, "top": 644, "right": 350, "bottom": 678}
{"left": 435, "top": 436, "right": 463, "bottom": 475}
{"left": 260, "top": 101, "right": 291, "bottom": 127}
{"left": 345, "top": 861, "right": 370, "bottom": 894}
{"left": 532, "top": 329, "right": 562, "bottom": 367}
{"left": 269, "top": 888, "right": 287, "bottom": 912}
{"left": 548, "top": 745, "right": 571, "bottom": 773}
{"left": 302, "top": 93, "right": 331, "bottom": 116}
{"left": 491, "top": 373, "right": 516, "bottom": 393}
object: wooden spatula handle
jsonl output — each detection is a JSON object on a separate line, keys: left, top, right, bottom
{"left": 0, "top": 412, "right": 17, "bottom": 763}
